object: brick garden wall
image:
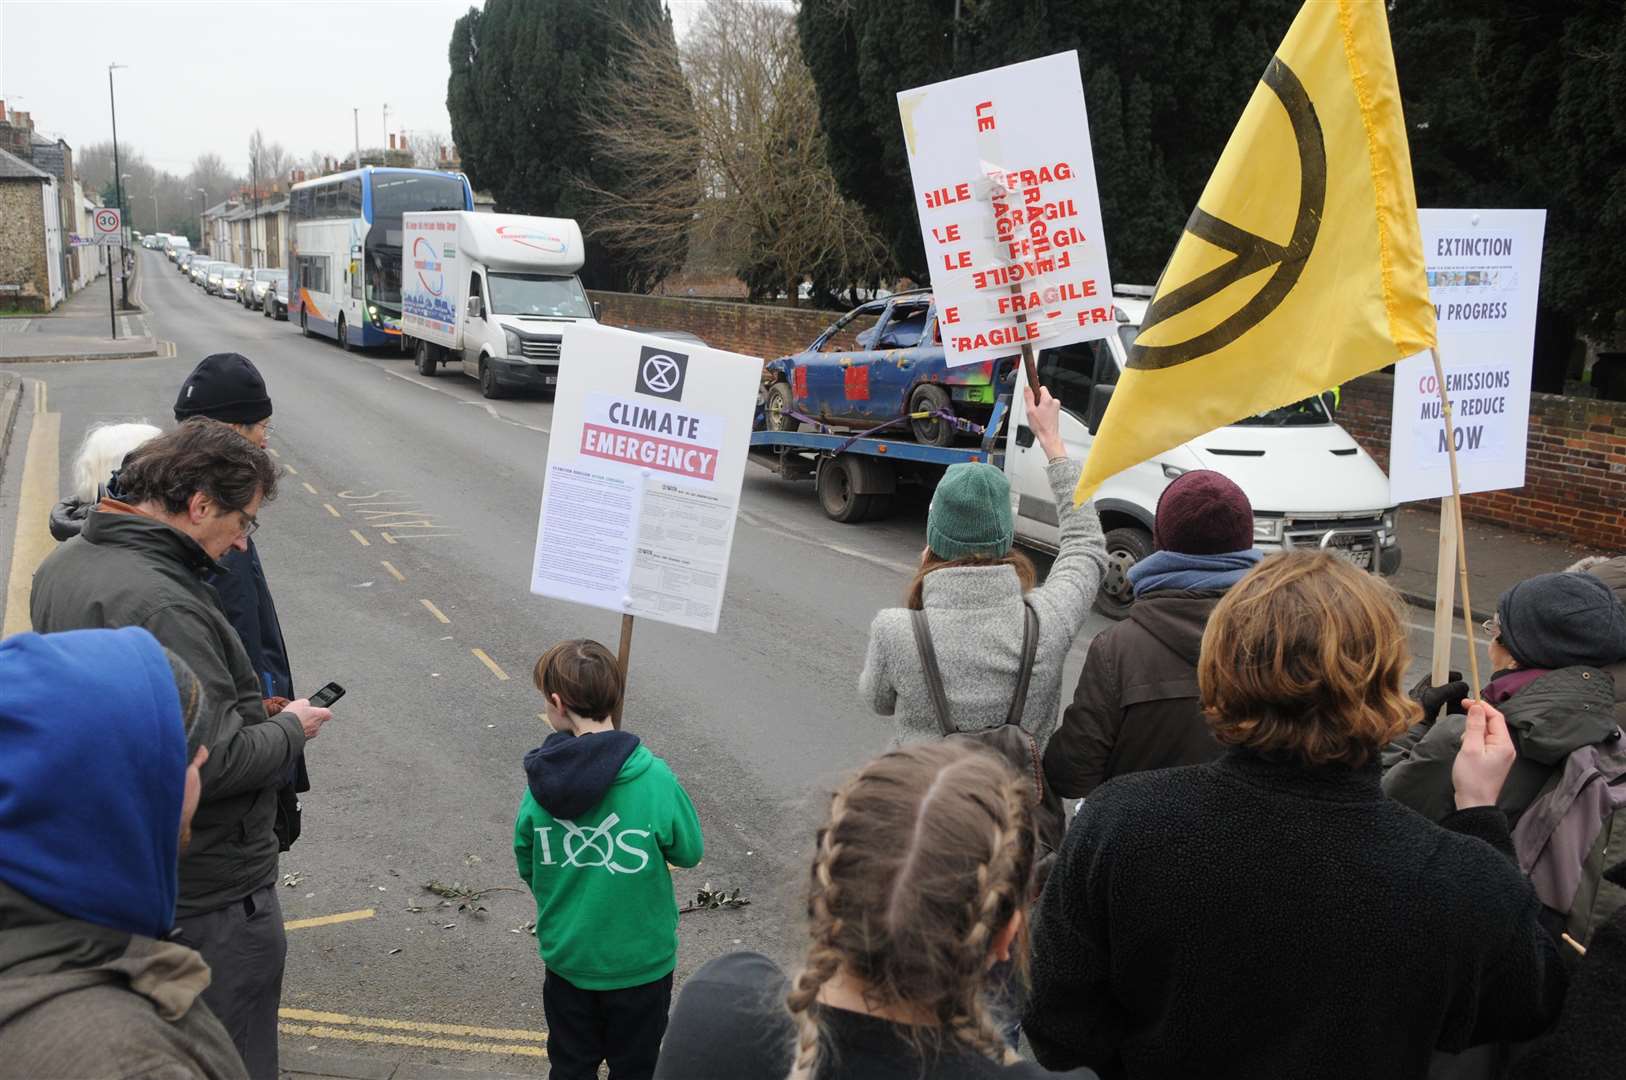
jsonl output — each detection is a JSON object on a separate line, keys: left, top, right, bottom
{"left": 588, "top": 290, "right": 1626, "bottom": 551}
{"left": 1341, "top": 372, "right": 1626, "bottom": 550}
{"left": 588, "top": 290, "right": 833, "bottom": 361}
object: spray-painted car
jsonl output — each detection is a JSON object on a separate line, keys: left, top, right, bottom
{"left": 760, "top": 290, "right": 1015, "bottom": 446}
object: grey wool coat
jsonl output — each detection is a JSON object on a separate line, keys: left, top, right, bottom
{"left": 860, "top": 458, "right": 1107, "bottom": 751}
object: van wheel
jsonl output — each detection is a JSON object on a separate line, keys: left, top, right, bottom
{"left": 415, "top": 340, "right": 438, "bottom": 377}
{"left": 1094, "top": 525, "right": 1155, "bottom": 620}
{"left": 908, "top": 383, "right": 955, "bottom": 447}
{"left": 765, "top": 380, "right": 796, "bottom": 432}
{"left": 337, "top": 316, "right": 351, "bottom": 351}
{"left": 817, "top": 455, "right": 883, "bottom": 524}
{"left": 479, "top": 359, "right": 506, "bottom": 399}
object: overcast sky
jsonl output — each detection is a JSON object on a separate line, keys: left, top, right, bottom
{"left": 0, "top": 0, "right": 712, "bottom": 177}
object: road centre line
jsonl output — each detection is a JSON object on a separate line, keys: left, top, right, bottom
{"left": 349, "top": 529, "right": 371, "bottom": 547}
{"left": 1403, "top": 620, "right": 1471, "bottom": 644}
{"left": 266, "top": 447, "right": 280, "bottom": 458}
{"left": 301, "top": 481, "right": 318, "bottom": 495}
{"left": 278, "top": 1022, "right": 548, "bottom": 1059}
{"left": 284, "top": 908, "right": 375, "bottom": 931}
{"left": 279, "top": 1008, "right": 548, "bottom": 1044}
{"left": 380, "top": 531, "right": 400, "bottom": 543}
{"left": 33, "top": 380, "right": 46, "bottom": 412}
{"left": 284, "top": 464, "right": 298, "bottom": 475}
{"left": 471, "top": 648, "right": 510, "bottom": 681}
{"left": 323, "top": 503, "right": 340, "bottom": 518}
{"left": 380, "top": 560, "right": 406, "bottom": 582}
{"left": 420, "top": 598, "right": 451, "bottom": 624}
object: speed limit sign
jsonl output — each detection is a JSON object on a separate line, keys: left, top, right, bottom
{"left": 93, "top": 208, "right": 122, "bottom": 243}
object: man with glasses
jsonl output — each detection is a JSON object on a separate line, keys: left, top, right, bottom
{"left": 173, "top": 353, "right": 310, "bottom": 860}
{"left": 30, "top": 418, "right": 332, "bottom": 1080}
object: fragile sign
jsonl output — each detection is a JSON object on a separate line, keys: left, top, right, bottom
{"left": 1387, "top": 209, "right": 1546, "bottom": 503}
{"left": 898, "top": 52, "right": 1115, "bottom": 367}
{"left": 529, "top": 324, "right": 761, "bottom": 633}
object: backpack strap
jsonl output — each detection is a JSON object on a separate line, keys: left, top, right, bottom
{"left": 909, "top": 610, "right": 956, "bottom": 737}
{"left": 1005, "top": 600, "right": 1040, "bottom": 727}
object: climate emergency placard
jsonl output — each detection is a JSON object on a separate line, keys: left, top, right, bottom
{"left": 897, "top": 51, "right": 1115, "bottom": 368}
{"left": 1388, "top": 209, "right": 1546, "bottom": 503}
{"left": 529, "top": 323, "right": 761, "bottom": 633}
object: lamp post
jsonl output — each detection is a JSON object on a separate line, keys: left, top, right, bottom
{"left": 108, "top": 62, "right": 128, "bottom": 307}
{"left": 196, "top": 186, "right": 206, "bottom": 253}
{"left": 150, "top": 192, "right": 159, "bottom": 233}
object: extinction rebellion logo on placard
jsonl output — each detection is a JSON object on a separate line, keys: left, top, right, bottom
{"left": 636, "top": 345, "right": 688, "bottom": 402}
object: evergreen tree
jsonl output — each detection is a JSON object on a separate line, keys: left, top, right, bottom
{"left": 447, "top": 0, "right": 682, "bottom": 290}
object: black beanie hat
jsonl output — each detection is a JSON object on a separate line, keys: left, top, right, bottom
{"left": 1153, "top": 470, "right": 1255, "bottom": 554}
{"left": 1497, "top": 571, "right": 1626, "bottom": 671}
{"left": 173, "top": 353, "right": 272, "bottom": 425}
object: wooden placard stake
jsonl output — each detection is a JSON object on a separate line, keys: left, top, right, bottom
{"left": 613, "top": 613, "right": 634, "bottom": 728}
{"left": 1427, "top": 346, "right": 1483, "bottom": 693}
{"left": 1430, "top": 495, "right": 1459, "bottom": 686}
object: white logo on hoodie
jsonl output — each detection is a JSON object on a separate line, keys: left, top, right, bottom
{"left": 534, "top": 812, "right": 652, "bottom": 875}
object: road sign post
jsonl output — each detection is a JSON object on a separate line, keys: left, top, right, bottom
{"left": 94, "top": 208, "right": 123, "bottom": 339}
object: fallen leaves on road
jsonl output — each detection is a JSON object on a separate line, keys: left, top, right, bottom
{"left": 421, "top": 878, "right": 522, "bottom": 915}
{"left": 679, "top": 884, "right": 750, "bottom": 915}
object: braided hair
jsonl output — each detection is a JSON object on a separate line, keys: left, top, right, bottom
{"left": 784, "top": 742, "right": 1036, "bottom": 1080}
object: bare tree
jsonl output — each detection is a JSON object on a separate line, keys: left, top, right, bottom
{"left": 408, "top": 130, "right": 454, "bottom": 169}
{"left": 189, "top": 152, "right": 239, "bottom": 208}
{"left": 576, "top": 0, "right": 889, "bottom": 301}
{"left": 249, "top": 129, "right": 292, "bottom": 187}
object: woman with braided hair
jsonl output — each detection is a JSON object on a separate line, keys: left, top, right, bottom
{"left": 653, "top": 742, "right": 1096, "bottom": 1080}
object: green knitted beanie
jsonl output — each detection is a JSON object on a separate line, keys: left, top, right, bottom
{"left": 927, "top": 462, "right": 1014, "bottom": 560}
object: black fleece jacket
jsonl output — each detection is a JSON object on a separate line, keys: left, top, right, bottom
{"left": 1024, "top": 749, "right": 1566, "bottom": 1080}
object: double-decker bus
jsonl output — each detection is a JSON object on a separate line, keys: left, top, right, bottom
{"left": 288, "top": 166, "right": 474, "bottom": 349}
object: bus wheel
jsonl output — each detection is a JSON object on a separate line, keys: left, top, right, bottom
{"left": 415, "top": 340, "right": 438, "bottom": 377}
{"left": 337, "top": 316, "right": 352, "bottom": 351}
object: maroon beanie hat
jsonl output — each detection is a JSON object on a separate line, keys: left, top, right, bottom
{"left": 1153, "top": 470, "right": 1254, "bottom": 554}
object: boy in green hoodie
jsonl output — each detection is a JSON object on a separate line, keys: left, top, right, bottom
{"left": 515, "top": 639, "right": 704, "bottom": 1080}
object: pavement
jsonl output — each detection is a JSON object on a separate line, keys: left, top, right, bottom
{"left": 0, "top": 253, "right": 161, "bottom": 363}
{"left": 281, "top": 1046, "right": 533, "bottom": 1080}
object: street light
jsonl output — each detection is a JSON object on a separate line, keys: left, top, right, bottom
{"left": 196, "top": 187, "right": 207, "bottom": 252}
{"left": 108, "top": 62, "right": 128, "bottom": 307}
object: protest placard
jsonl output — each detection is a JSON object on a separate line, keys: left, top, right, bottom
{"left": 530, "top": 324, "right": 761, "bottom": 634}
{"left": 897, "top": 51, "right": 1115, "bottom": 369}
{"left": 1388, "top": 209, "right": 1546, "bottom": 503}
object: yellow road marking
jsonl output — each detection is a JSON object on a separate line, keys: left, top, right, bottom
{"left": 380, "top": 560, "right": 406, "bottom": 582}
{"left": 284, "top": 463, "right": 298, "bottom": 475}
{"left": 324, "top": 503, "right": 341, "bottom": 518}
{"left": 420, "top": 598, "right": 451, "bottom": 624}
{"left": 301, "top": 481, "right": 318, "bottom": 495}
{"left": 33, "top": 380, "right": 46, "bottom": 412}
{"left": 279, "top": 1008, "right": 548, "bottom": 1043}
{"left": 471, "top": 648, "right": 510, "bottom": 681}
{"left": 284, "top": 908, "right": 375, "bottom": 931}
{"left": 279, "top": 1023, "right": 547, "bottom": 1058}
{"left": 349, "top": 529, "right": 371, "bottom": 547}
{"left": 379, "top": 531, "right": 399, "bottom": 544}
{"left": 2, "top": 407, "right": 59, "bottom": 636}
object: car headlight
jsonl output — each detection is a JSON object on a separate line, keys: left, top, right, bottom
{"left": 1253, "top": 516, "right": 1285, "bottom": 543}
{"left": 1380, "top": 510, "right": 1397, "bottom": 547}
{"left": 504, "top": 328, "right": 522, "bottom": 356}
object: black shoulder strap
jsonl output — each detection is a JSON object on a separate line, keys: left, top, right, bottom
{"left": 909, "top": 609, "right": 956, "bottom": 737}
{"left": 1005, "top": 600, "right": 1039, "bottom": 727}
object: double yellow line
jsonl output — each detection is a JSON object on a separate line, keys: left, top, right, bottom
{"left": 279, "top": 1008, "right": 548, "bottom": 1059}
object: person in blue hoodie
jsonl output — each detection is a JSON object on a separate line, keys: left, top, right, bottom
{"left": 0, "top": 627, "right": 246, "bottom": 1079}
{"left": 515, "top": 639, "right": 704, "bottom": 1080}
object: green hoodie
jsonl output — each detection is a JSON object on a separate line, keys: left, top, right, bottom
{"left": 515, "top": 740, "right": 704, "bottom": 990}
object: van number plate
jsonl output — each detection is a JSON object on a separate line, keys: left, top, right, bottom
{"left": 1335, "top": 548, "right": 1373, "bottom": 569}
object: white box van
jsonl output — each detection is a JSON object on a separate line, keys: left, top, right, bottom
{"left": 1006, "top": 291, "right": 1399, "bottom": 617}
{"left": 399, "top": 212, "right": 596, "bottom": 398}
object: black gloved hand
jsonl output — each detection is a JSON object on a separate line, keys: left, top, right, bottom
{"left": 1408, "top": 671, "right": 1470, "bottom": 722}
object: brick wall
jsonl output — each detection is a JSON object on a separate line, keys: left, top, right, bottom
{"left": 1341, "top": 372, "right": 1626, "bottom": 550}
{"left": 587, "top": 291, "right": 1626, "bottom": 550}
{"left": 0, "top": 180, "right": 49, "bottom": 310}
{"left": 587, "top": 290, "right": 836, "bottom": 361}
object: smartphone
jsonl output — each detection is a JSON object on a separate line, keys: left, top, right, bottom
{"left": 307, "top": 682, "right": 346, "bottom": 709}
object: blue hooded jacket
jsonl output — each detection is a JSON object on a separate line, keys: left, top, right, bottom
{"left": 0, "top": 627, "right": 187, "bottom": 939}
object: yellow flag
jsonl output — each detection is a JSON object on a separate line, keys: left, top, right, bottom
{"left": 1074, "top": 0, "right": 1437, "bottom": 503}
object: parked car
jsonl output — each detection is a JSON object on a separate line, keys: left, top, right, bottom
{"left": 263, "top": 274, "right": 289, "bottom": 320}
{"left": 191, "top": 259, "right": 222, "bottom": 287}
{"left": 760, "top": 290, "right": 1011, "bottom": 447}
{"left": 245, "top": 268, "right": 283, "bottom": 310}
{"left": 204, "top": 264, "right": 237, "bottom": 295}
{"left": 218, "top": 266, "right": 248, "bottom": 300}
